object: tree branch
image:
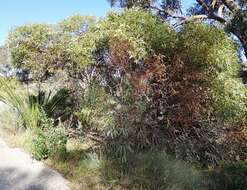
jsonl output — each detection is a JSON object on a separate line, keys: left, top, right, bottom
{"left": 196, "top": 0, "right": 211, "bottom": 13}
{"left": 222, "top": 0, "right": 240, "bottom": 12}
{"left": 217, "top": 4, "right": 225, "bottom": 18}
{"left": 150, "top": 1, "right": 226, "bottom": 26}
{"left": 196, "top": 0, "right": 227, "bottom": 23}
{"left": 208, "top": 13, "right": 227, "bottom": 23}
{"left": 150, "top": 5, "right": 186, "bottom": 20}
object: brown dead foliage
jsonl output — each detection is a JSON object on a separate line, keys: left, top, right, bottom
{"left": 89, "top": 37, "right": 247, "bottom": 164}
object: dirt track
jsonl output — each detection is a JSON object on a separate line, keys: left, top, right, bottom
{"left": 0, "top": 138, "right": 70, "bottom": 190}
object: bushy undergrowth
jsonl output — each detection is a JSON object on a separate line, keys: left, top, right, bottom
{"left": 31, "top": 114, "right": 67, "bottom": 160}
{"left": 32, "top": 127, "right": 67, "bottom": 160}
{"left": 205, "top": 162, "right": 247, "bottom": 190}
{"left": 101, "top": 152, "right": 202, "bottom": 190}
{"left": 0, "top": 78, "right": 69, "bottom": 160}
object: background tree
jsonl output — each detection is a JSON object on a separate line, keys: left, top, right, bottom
{"left": 0, "top": 46, "right": 7, "bottom": 65}
{"left": 8, "top": 24, "right": 59, "bottom": 82}
{"left": 0, "top": 46, "right": 12, "bottom": 77}
{"left": 7, "top": 15, "right": 96, "bottom": 83}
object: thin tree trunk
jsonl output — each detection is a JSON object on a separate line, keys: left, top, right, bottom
{"left": 226, "top": 28, "right": 247, "bottom": 61}
{"left": 234, "top": 31, "right": 247, "bottom": 59}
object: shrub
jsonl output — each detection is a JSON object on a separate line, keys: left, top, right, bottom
{"left": 71, "top": 9, "right": 176, "bottom": 149}
{"left": 0, "top": 78, "right": 74, "bottom": 129}
{"left": 101, "top": 152, "right": 202, "bottom": 190}
{"left": 76, "top": 81, "right": 116, "bottom": 130}
{"left": 32, "top": 115, "right": 67, "bottom": 160}
{"left": 29, "top": 88, "right": 74, "bottom": 123}
{"left": 72, "top": 11, "right": 247, "bottom": 165}
{"left": 170, "top": 23, "right": 247, "bottom": 125}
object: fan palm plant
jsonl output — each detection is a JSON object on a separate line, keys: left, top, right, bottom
{"left": 29, "top": 88, "right": 74, "bottom": 122}
{"left": 0, "top": 78, "right": 40, "bottom": 129}
{"left": 0, "top": 78, "right": 73, "bottom": 129}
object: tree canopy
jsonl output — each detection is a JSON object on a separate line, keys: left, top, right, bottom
{"left": 7, "top": 15, "right": 96, "bottom": 81}
{"left": 108, "top": 0, "right": 247, "bottom": 58}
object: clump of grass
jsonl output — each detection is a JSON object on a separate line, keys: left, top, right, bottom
{"left": 0, "top": 125, "right": 34, "bottom": 152}
{"left": 45, "top": 139, "right": 107, "bottom": 190}
{"left": 0, "top": 78, "right": 40, "bottom": 129}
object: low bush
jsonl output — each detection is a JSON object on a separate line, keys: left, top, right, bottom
{"left": 100, "top": 151, "right": 203, "bottom": 190}
{"left": 32, "top": 115, "right": 67, "bottom": 160}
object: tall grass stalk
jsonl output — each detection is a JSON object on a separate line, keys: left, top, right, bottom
{"left": 0, "top": 78, "right": 40, "bottom": 129}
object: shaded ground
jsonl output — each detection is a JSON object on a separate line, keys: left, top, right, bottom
{"left": 0, "top": 138, "right": 70, "bottom": 190}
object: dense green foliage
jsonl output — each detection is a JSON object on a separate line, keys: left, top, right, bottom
{"left": 7, "top": 15, "right": 96, "bottom": 81}
{"left": 70, "top": 8, "right": 176, "bottom": 68}
{"left": 32, "top": 119, "right": 67, "bottom": 160}
{"left": 109, "top": 0, "right": 247, "bottom": 60}
{"left": 177, "top": 23, "right": 247, "bottom": 122}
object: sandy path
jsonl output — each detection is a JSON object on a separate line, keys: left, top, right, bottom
{"left": 0, "top": 138, "right": 70, "bottom": 190}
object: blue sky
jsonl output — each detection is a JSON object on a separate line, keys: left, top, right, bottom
{"left": 0, "top": 0, "right": 194, "bottom": 45}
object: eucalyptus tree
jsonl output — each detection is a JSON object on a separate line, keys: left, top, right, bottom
{"left": 108, "top": 0, "right": 247, "bottom": 58}
{"left": 7, "top": 15, "right": 96, "bottom": 82}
